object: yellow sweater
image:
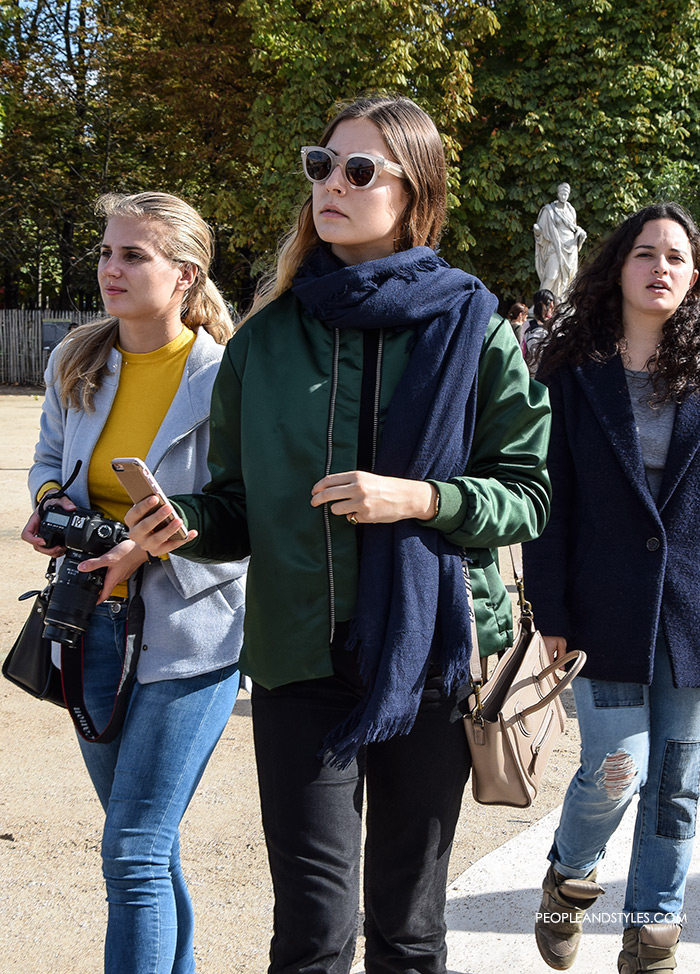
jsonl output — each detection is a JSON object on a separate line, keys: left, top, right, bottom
{"left": 86, "top": 328, "right": 195, "bottom": 596}
{"left": 88, "top": 328, "right": 195, "bottom": 524}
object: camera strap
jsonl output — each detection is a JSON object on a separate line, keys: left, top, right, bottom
{"left": 60, "top": 565, "right": 145, "bottom": 743}
{"left": 37, "top": 460, "right": 82, "bottom": 518}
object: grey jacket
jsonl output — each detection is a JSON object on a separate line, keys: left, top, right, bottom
{"left": 29, "top": 327, "right": 248, "bottom": 683}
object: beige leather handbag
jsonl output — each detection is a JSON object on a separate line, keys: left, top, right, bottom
{"left": 463, "top": 550, "right": 586, "bottom": 808}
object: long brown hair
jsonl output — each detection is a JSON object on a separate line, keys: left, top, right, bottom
{"left": 537, "top": 202, "right": 700, "bottom": 401}
{"left": 55, "top": 192, "right": 235, "bottom": 411}
{"left": 244, "top": 95, "right": 447, "bottom": 323}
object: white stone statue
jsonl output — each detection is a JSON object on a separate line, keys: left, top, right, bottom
{"left": 533, "top": 183, "right": 587, "bottom": 300}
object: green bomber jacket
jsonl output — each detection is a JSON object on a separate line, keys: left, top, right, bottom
{"left": 172, "top": 293, "right": 551, "bottom": 689}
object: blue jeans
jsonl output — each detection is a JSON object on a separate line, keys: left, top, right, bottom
{"left": 551, "top": 641, "right": 700, "bottom": 924}
{"left": 76, "top": 602, "right": 240, "bottom": 974}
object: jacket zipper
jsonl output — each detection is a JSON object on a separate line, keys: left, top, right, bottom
{"left": 371, "top": 329, "right": 384, "bottom": 471}
{"left": 324, "top": 329, "right": 341, "bottom": 642}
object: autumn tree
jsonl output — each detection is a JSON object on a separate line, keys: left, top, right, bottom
{"left": 4, "top": 0, "right": 700, "bottom": 311}
{"left": 72, "top": 0, "right": 497, "bottom": 306}
{"left": 0, "top": 0, "right": 120, "bottom": 308}
{"left": 98, "top": 0, "right": 257, "bottom": 301}
{"left": 107, "top": 0, "right": 498, "bottom": 297}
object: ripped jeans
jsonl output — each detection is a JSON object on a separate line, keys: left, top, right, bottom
{"left": 550, "top": 639, "right": 700, "bottom": 924}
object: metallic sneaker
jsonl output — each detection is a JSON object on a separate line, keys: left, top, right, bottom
{"left": 618, "top": 923, "right": 681, "bottom": 973}
{"left": 534, "top": 863, "right": 605, "bottom": 970}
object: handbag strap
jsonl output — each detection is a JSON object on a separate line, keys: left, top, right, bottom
{"left": 467, "top": 545, "right": 534, "bottom": 709}
{"left": 517, "top": 650, "right": 586, "bottom": 718}
{"left": 60, "top": 565, "right": 145, "bottom": 743}
{"left": 463, "top": 558, "right": 484, "bottom": 689}
{"left": 507, "top": 544, "right": 533, "bottom": 618}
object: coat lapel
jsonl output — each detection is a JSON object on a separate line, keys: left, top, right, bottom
{"left": 574, "top": 356, "right": 655, "bottom": 509}
{"left": 145, "top": 330, "right": 213, "bottom": 473}
{"left": 656, "top": 390, "right": 700, "bottom": 511}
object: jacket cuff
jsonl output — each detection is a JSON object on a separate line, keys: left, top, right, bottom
{"left": 424, "top": 481, "right": 468, "bottom": 533}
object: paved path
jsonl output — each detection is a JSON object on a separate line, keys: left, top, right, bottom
{"left": 443, "top": 798, "right": 699, "bottom": 973}
{"left": 354, "top": 797, "right": 699, "bottom": 972}
{"left": 4, "top": 390, "right": 698, "bottom": 973}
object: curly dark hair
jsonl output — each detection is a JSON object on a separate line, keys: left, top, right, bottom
{"left": 537, "top": 202, "right": 700, "bottom": 401}
{"left": 532, "top": 289, "right": 556, "bottom": 324}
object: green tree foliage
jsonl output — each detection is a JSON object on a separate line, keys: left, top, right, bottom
{"left": 106, "top": 0, "right": 252, "bottom": 188}
{"left": 0, "top": 0, "right": 256, "bottom": 306}
{"left": 107, "top": 0, "right": 497, "bottom": 294}
{"left": 459, "top": 0, "right": 700, "bottom": 303}
{"left": 228, "top": 0, "right": 498, "bottom": 273}
{"left": 101, "top": 0, "right": 259, "bottom": 303}
{"left": 0, "top": 0, "right": 497, "bottom": 307}
{"left": 3, "top": 0, "right": 700, "bottom": 311}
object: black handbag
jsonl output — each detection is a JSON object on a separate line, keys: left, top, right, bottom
{"left": 3, "top": 560, "right": 146, "bottom": 740}
{"left": 2, "top": 561, "right": 65, "bottom": 708}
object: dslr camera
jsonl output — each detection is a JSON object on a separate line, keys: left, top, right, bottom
{"left": 38, "top": 505, "right": 129, "bottom": 647}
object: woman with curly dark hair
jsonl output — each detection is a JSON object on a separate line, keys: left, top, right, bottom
{"left": 537, "top": 202, "right": 700, "bottom": 394}
{"left": 525, "top": 201, "right": 700, "bottom": 974}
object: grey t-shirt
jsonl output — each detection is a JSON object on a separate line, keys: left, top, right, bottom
{"left": 624, "top": 369, "right": 676, "bottom": 502}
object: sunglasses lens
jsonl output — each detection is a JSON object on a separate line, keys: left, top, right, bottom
{"left": 304, "top": 149, "right": 333, "bottom": 181}
{"left": 345, "top": 156, "right": 376, "bottom": 187}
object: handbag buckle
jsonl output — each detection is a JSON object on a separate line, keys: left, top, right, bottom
{"left": 514, "top": 573, "right": 533, "bottom": 617}
{"left": 470, "top": 681, "right": 485, "bottom": 725}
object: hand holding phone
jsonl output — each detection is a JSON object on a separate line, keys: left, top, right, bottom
{"left": 111, "top": 457, "right": 189, "bottom": 542}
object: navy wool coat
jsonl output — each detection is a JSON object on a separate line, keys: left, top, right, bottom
{"left": 523, "top": 354, "right": 700, "bottom": 687}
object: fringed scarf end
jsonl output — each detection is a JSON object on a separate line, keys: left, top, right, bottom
{"left": 321, "top": 708, "right": 419, "bottom": 771}
{"left": 439, "top": 640, "right": 473, "bottom": 694}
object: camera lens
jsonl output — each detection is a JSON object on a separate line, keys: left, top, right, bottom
{"left": 36, "top": 506, "right": 128, "bottom": 647}
{"left": 44, "top": 621, "right": 83, "bottom": 648}
{"left": 43, "top": 553, "right": 104, "bottom": 646}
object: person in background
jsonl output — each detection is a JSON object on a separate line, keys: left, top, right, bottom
{"left": 524, "top": 202, "right": 700, "bottom": 974}
{"left": 126, "top": 96, "right": 551, "bottom": 974}
{"left": 523, "top": 287, "right": 556, "bottom": 375}
{"left": 507, "top": 301, "right": 529, "bottom": 344}
{"left": 20, "top": 192, "right": 248, "bottom": 974}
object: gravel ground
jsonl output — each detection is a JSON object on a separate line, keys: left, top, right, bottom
{"left": 0, "top": 389, "right": 580, "bottom": 973}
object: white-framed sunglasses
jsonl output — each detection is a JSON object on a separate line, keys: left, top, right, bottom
{"left": 301, "top": 145, "right": 405, "bottom": 189}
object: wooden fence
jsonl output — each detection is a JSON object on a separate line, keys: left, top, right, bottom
{"left": 0, "top": 310, "right": 93, "bottom": 386}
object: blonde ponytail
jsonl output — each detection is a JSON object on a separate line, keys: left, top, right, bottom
{"left": 184, "top": 274, "right": 237, "bottom": 345}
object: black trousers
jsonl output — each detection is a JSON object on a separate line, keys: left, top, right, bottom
{"left": 251, "top": 647, "right": 471, "bottom": 974}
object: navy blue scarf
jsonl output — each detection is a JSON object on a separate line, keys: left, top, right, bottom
{"left": 292, "top": 246, "right": 497, "bottom": 767}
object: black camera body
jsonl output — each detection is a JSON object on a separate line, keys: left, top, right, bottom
{"left": 37, "top": 506, "right": 129, "bottom": 647}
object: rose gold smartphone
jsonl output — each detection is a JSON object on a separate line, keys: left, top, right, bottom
{"left": 110, "top": 457, "right": 188, "bottom": 541}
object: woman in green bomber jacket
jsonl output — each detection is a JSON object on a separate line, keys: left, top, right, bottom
{"left": 126, "top": 96, "right": 551, "bottom": 974}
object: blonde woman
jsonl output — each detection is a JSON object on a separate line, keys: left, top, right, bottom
{"left": 127, "top": 99, "right": 551, "bottom": 973}
{"left": 21, "top": 193, "right": 247, "bottom": 974}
